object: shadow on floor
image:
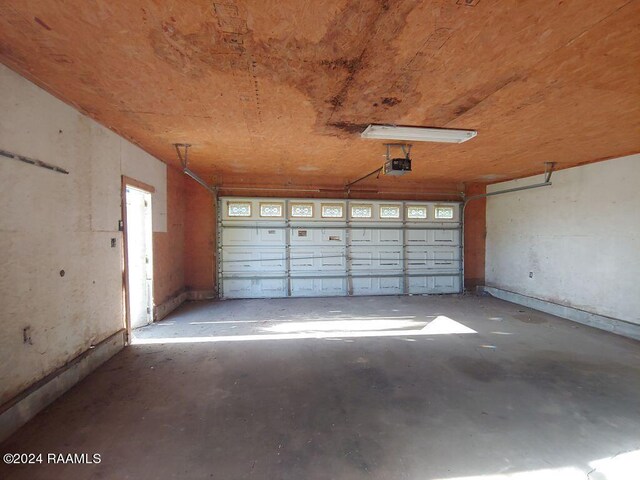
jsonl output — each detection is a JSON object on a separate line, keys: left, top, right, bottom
{"left": 2, "top": 295, "right": 640, "bottom": 480}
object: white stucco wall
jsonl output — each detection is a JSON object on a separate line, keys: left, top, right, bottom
{"left": 0, "top": 64, "right": 167, "bottom": 404}
{"left": 485, "top": 154, "right": 640, "bottom": 325}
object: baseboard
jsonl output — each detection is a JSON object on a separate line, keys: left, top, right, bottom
{"left": 0, "top": 330, "right": 125, "bottom": 443}
{"left": 155, "top": 291, "right": 188, "bottom": 321}
{"left": 481, "top": 286, "right": 640, "bottom": 341}
{"left": 154, "top": 290, "right": 216, "bottom": 321}
{"left": 187, "top": 290, "right": 217, "bottom": 301}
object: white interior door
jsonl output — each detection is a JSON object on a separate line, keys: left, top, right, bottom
{"left": 126, "top": 186, "right": 153, "bottom": 328}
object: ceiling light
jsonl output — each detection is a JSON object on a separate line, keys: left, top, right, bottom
{"left": 361, "top": 124, "right": 477, "bottom": 143}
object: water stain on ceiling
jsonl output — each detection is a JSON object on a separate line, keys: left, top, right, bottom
{"left": 0, "top": 0, "right": 638, "bottom": 190}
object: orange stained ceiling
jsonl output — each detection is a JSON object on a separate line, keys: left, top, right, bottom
{"left": 1, "top": 0, "right": 639, "bottom": 192}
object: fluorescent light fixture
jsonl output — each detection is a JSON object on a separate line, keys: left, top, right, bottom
{"left": 361, "top": 124, "right": 477, "bottom": 143}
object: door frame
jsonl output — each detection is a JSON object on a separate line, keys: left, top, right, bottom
{"left": 121, "top": 176, "right": 155, "bottom": 344}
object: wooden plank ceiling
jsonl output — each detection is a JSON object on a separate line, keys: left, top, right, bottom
{"left": 1, "top": 0, "right": 638, "bottom": 192}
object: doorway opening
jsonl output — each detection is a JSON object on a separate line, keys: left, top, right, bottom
{"left": 123, "top": 182, "right": 154, "bottom": 334}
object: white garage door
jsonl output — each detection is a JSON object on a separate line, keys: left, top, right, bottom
{"left": 218, "top": 197, "right": 461, "bottom": 299}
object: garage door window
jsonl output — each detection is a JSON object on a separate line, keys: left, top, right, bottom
{"left": 228, "top": 202, "right": 251, "bottom": 217}
{"left": 435, "top": 206, "right": 454, "bottom": 219}
{"left": 291, "top": 203, "right": 313, "bottom": 217}
{"left": 407, "top": 206, "right": 427, "bottom": 219}
{"left": 351, "top": 205, "right": 372, "bottom": 218}
{"left": 321, "top": 204, "right": 344, "bottom": 218}
{"left": 260, "top": 202, "right": 283, "bottom": 217}
{"left": 380, "top": 205, "right": 400, "bottom": 219}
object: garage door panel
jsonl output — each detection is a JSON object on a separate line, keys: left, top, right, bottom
{"left": 290, "top": 227, "right": 346, "bottom": 245}
{"left": 222, "top": 278, "right": 287, "bottom": 298}
{"left": 379, "top": 250, "right": 402, "bottom": 268}
{"left": 219, "top": 197, "right": 461, "bottom": 299}
{"left": 379, "top": 229, "right": 402, "bottom": 244}
{"left": 321, "top": 251, "right": 346, "bottom": 268}
{"left": 260, "top": 251, "right": 286, "bottom": 268}
{"left": 353, "top": 276, "right": 403, "bottom": 295}
{"left": 290, "top": 247, "right": 346, "bottom": 271}
{"left": 408, "top": 275, "right": 460, "bottom": 294}
{"left": 351, "top": 247, "right": 402, "bottom": 270}
{"left": 433, "top": 275, "right": 460, "bottom": 293}
{"left": 222, "top": 227, "right": 253, "bottom": 245}
{"left": 408, "top": 276, "right": 429, "bottom": 293}
{"left": 432, "top": 249, "right": 458, "bottom": 271}
{"left": 406, "top": 229, "right": 460, "bottom": 245}
{"left": 260, "top": 227, "right": 286, "bottom": 243}
{"left": 291, "top": 277, "right": 347, "bottom": 297}
{"left": 405, "top": 247, "right": 460, "bottom": 272}
{"left": 406, "top": 249, "right": 428, "bottom": 267}
{"left": 351, "top": 251, "right": 372, "bottom": 267}
{"left": 222, "top": 247, "right": 286, "bottom": 273}
{"left": 406, "top": 229, "right": 428, "bottom": 244}
{"left": 351, "top": 229, "right": 401, "bottom": 245}
{"left": 350, "top": 229, "right": 373, "bottom": 244}
{"left": 432, "top": 229, "right": 460, "bottom": 244}
{"left": 291, "top": 249, "right": 314, "bottom": 268}
{"left": 222, "top": 227, "right": 285, "bottom": 245}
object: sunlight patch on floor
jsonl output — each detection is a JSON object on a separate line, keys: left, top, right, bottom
{"left": 132, "top": 315, "right": 476, "bottom": 345}
{"left": 433, "top": 450, "right": 640, "bottom": 480}
{"left": 264, "top": 318, "right": 422, "bottom": 333}
{"left": 434, "top": 466, "right": 585, "bottom": 480}
{"left": 588, "top": 449, "right": 640, "bottom": 480}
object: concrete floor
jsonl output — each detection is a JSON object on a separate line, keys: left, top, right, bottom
{"left": 1, "top": 295, "right": 639, "bottom": 480}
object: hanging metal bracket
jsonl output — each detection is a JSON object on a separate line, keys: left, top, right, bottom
{"left": 345, "top": 143, "right": 413, "bottom": 194}
{"left": 174, "top": 143, "right": 217, "bottom": 195}
{"left": 384, "top": 143, "right": 412, "bottom": 162}
{"left": 174, "top": 143, "right": 191, "bottom": 169}
{"left": 544, "top": 162, "right": 556, "bottom": 183}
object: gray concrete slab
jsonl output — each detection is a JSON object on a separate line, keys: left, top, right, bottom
{"left": 1, "top": 295, "right": 639, "bottom": 480}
